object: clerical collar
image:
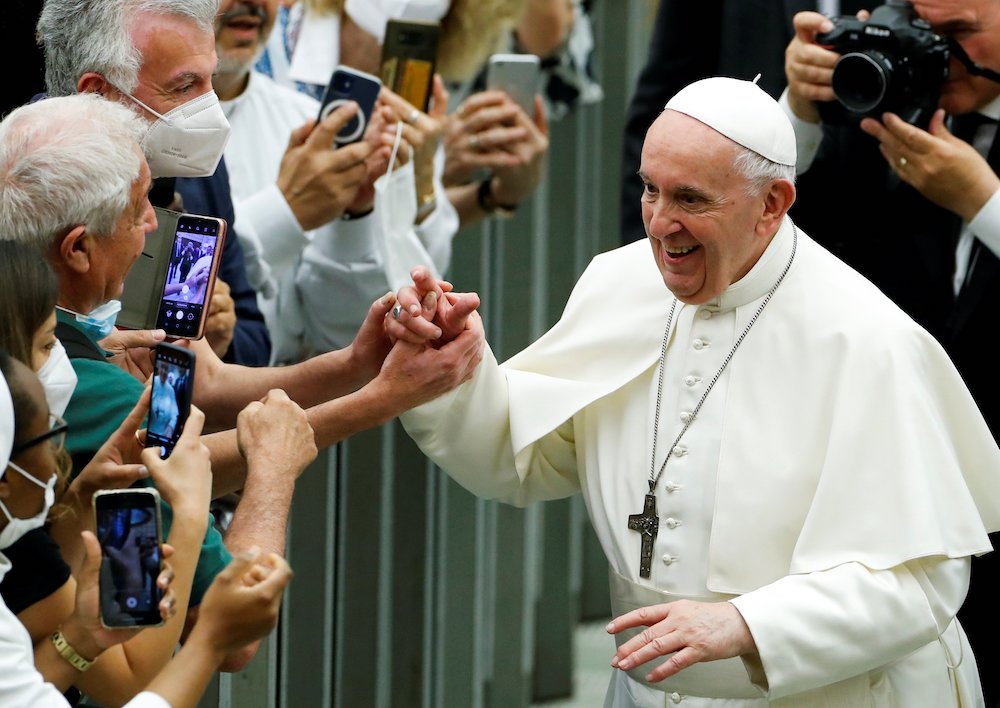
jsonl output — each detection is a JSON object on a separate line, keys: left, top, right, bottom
{"left": 710, "top": 217, "right": 797, "bottom": 313}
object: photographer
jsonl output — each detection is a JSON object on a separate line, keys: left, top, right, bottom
{"left": 784, "top": 1, "right": 1000, "bottom": 702}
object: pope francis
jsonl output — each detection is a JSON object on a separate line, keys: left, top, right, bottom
{"left": 390, "top": 76, "right": 1000, "bottom": 707}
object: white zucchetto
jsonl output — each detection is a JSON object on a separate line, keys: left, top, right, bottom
{"left": 665, "top": 76, "right": 796, "bottom": 166}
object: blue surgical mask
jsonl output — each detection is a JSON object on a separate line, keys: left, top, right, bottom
{"left": 73, "top": 299, "right": 122, "bottom": 341}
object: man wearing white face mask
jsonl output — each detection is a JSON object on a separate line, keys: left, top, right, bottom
{"left": 214, "top": 0, "right": 461, "bottom": 358}
{"left": 0, "top": 90, "right": 484, "bottom": 681}
{"left": 37, "top": 0, "right": 273, "bottom": 367}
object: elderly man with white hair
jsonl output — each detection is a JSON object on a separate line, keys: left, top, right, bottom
{"left": 390, "top": 76, "right": 1000, "bottom": 706}
{"left": 0, "top": 90, "right": 482, "bottom": 678}
{"left": 38, "top": 0, "right": 272, "bottom": 366}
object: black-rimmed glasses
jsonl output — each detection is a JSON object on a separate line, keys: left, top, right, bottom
{"left": 10, "top": 414, "right": 68, "bottom": 456}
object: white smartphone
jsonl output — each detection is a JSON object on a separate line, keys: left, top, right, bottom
{"left": 486, "top": 53, "right": 541, "bottom": 116}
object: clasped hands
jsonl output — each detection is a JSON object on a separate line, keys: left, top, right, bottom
{"left": 385, "top": 266, "right": 482, "bottom": 348}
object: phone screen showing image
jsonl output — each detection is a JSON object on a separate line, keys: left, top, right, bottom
{"left": 146, "top": 343, "right": 195, "bottom": 458}
{"left": 96, "top": 490, "right": 164, "bottom": 628}
{"left": 155, "top": 216, "right": 223, "bottom": 339}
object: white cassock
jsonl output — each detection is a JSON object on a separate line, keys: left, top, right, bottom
{"left": 401, "top": 218, "right": 1000, "bottom": 707}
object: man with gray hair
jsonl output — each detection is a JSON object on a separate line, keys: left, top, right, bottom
{"left": 37, "top": 0, "right": 271, "bottom": 366}
{"left": 0, "top": 91, "right": 317, "bottom": 676}
{"left": 0, "top": 81, "right": 483, "bottom": 678}
{"left": 391, "top": 76, "right": 1000, "bottom": 705}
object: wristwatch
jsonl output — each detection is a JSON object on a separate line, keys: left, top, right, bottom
{"left": 477, "top": 179, "right": 517, "bottom": 219}
{"left": 51, "top": 629, "right": 95, "bottom": 672}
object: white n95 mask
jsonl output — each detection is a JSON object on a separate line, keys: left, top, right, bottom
{"left": 37, "top": 340, "right": 77, "bottom": 419}
{"left": 0, "top": 461, "right": 57, "bottom": 550}
{"left": 125, "top": 90, "right": 232, "bottom": 178}
{"left": 372, "top": 123, "right": 441, "bottom": 290}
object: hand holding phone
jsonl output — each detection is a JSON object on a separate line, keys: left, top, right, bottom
{"left": 94, "top": 488, "right": 166, "bottom": 628}
{"left": 146, "top": 343, "right": 195, "bottom": 458}
{"left": 380, "top": 19, "right": 441, "bottom": 112}
{"left": 317, "top": 66, "right": 382, "bottom": 147}
{"left": 487, "top": 53, "right": 541, "bottom": 117}
{"left": 119, "top": 209, "right": 227, "bottom": 340}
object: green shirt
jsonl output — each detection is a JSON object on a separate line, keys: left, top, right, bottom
{"left": 57, "top": 310, "right": 231, "bottom": 604}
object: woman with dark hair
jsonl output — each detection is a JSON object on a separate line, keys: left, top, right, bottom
{"left": 0, "top": 355, "right": 291, "bottom": 707}
{"left": 0, "top": 240, "right": 60, "bottom": 372}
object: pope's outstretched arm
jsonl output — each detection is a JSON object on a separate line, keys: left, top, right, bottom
{"left": 390, "top": 268, "right": 580, "bottom": 507}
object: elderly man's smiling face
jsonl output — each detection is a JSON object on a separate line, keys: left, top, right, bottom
{"left": 639, "top": 110, "right": 782, "bottom": 305}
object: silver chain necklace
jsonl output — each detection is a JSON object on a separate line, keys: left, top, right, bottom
{"left": 628, "top": 224, "right": 798, "bottom": 578}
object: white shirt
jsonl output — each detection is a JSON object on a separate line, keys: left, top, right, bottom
{"left": 0, "top": 553, "right": 169, "bottom": 708}
{"left": 222, "top": 70, "right": 459, "bottom": 358}
{"left": 401, "top": 220, "right": 1000, "bottom": 705}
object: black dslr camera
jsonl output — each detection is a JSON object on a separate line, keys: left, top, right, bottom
{"left": 816, "top": 0, "right": 949, "bottom": 128}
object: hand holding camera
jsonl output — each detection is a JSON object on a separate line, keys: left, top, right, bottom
{"left": 786, "top": 1, "right": 948, "bottom": 128}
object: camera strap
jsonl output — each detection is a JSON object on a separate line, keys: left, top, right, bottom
{"left": 949, "top": 39, "right": 1000, "bottom": 85}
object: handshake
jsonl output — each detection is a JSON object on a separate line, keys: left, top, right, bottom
{"left": 385, "top": 266, "right": 483, "bottom": 350}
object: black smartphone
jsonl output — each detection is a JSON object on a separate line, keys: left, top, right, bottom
{"left": 486, "top": 53, "right": 541, "bottom": 116}
{"left": 380, "top": 19, "right": 441, "bottom": 112}
{"left": 94, "top": 488, "right": 164, "bottom": 628}
{"left": 146, "top": 343, "right": 195, "bottom": 458}
{"left": 317, "top": 65, "right": 383, "bottom": 146}
{"left": 155, "top": 213, "right": 227, "bottom": 340}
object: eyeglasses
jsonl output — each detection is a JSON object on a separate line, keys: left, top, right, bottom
{"left": 11, "top": 414, "right": 68, "bottom": 456}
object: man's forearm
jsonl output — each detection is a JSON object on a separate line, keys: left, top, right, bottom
{"left": 198, "top": 346, "right": 368, "bottom": 431}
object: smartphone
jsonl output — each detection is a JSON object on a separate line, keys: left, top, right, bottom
{"left": 94, "top": 488, "right": 164, "bottom": 628}
{"left": 156, "top": 214, "right": 226, "bottom": 339}
{"left": 317, "top": 66, "right": 382, "bottom": 146}
{"left": 119, "top": 208, "right": 227, "bottom": 340}
{"left": 146, "top": 343, "right": 195, "bottom": 458}
{"left": 380, "top": 19, "right": 441, "bottom": 112}
{"left": 487, "top": 53, "right": 541, "bottom": 116}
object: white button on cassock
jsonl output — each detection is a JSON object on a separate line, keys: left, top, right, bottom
{"left": 669, "top": 691, "right": 684, "bottom": 703}
{"left": 683, "top": 375, "right": 701, "bottom": 387}
{"left": 698, "top": 309, "right": 712, "bottom": 320}
{"left": 672, "top": 445, "right": 687, "bottom": 456}
{"left": 664, "top": 481, "right": 682, "bottom": 493}
{"left": 662, "top": 554, "right": 677, "bottom": 565}
{"left": 679, "top": 412, "right": 692, "bottom": 423}
{"left": 665, "top": 517, "right": 681, "bottom": 529}
{"left": 692, "top": 339, "right": 707, "bottom": 350}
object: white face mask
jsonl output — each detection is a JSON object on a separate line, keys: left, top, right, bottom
{"left": 125, "top": 90, "right": 232, "bottom": 178}
{"left": 0, "top": 461, "right": 57, "bottom": 550}
{"left": 372, "top": 124, "right": 441, "bottom": 290}
{"left": 37, "top": 340, "right": 77, "bottom": 419}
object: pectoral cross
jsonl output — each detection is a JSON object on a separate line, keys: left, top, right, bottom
{"left": 628, "top": 489, "right": 659, "bottom": 578}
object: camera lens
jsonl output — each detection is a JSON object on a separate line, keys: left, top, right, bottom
{"left": 832, "top": 51, "right": 892, "bottom": 113}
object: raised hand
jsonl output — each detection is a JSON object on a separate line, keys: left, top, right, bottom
{"left": 276, "top": 102, "right": 373, "bottom": 230}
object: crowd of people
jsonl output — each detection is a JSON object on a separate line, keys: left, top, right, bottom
{"left": 4, "top": 0, "right": 1000, "bottom": 707}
